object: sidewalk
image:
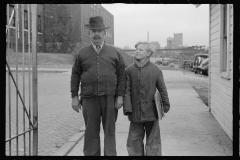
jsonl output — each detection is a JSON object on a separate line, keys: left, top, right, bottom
{"left": 52, "top": 70, "right": 232, "bottom": 156}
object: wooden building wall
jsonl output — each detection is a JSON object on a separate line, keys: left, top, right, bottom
{"left": 209, "top": 4, "right": 233, "bottom": 140}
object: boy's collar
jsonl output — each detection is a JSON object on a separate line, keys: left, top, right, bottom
{"left": 133, "top": 56, "right": 150, "bottom": 68}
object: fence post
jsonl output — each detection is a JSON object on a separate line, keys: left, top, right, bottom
{"left": 31, "top": 4, "right": 38, "bottom": 156}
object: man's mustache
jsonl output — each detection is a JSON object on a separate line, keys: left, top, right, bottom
{"left": 94, "top": 36, "right": 101, "bottom": 39}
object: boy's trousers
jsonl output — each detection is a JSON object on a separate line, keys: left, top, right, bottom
{"left": 82, "top": 96, "right": 118, "bottom": 156}
{"left": 126, "top": 120, "right": 162, "bottom": 156}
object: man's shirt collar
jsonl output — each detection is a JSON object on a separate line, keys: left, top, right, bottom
{"left": 91, "top": 42, "right": 104, "bottom": 51}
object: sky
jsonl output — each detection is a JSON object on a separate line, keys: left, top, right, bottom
{"left": 101, "top": 4, "right": 209, "bottom": 49}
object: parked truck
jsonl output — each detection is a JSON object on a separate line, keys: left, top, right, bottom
{"left": 192, "top": 53, "right": 209, "bottom": 76}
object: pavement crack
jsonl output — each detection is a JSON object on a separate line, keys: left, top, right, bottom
{"left": 216, "top": 135, "right": 227, "bottom": 156}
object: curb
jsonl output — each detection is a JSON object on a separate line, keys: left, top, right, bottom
{"left": 6, "top": 68, "right": 71, "bottom": 73}
{"left": 51, "top": 125, "right": 86, "bottom": 156}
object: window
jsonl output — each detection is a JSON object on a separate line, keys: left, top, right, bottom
{"left": 8, "top": 5, "right": 15, "bottom": 27}
{"left": 38, "top": 15, "right": 41, "bottom": 32}
{"left": 24, "top": 10, "right": 28, "bottom": 30}
{"left": 220, "top": 4, "right": 230, "bottom": 79}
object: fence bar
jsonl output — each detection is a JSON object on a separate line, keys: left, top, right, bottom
{"left": 27, "top": 4, "right": 32, "bottom": 156}
{"left": 6, "top": 4, "right": 12, "bottom": 156}
{"left": 15, "top": 4, "right": 19, "bottom": 156}
{"left": 31, "top": 4, "right": 38, "bottom": 156}
{"left": 6, "top": 4, "right": 37, "bottom": 156}
{"left": 6, "top": 127, "right": 35, "bottom": 142}
{"left": 21, "top": 4, "right": 26, "bottom": 155}
{"left": 6, "top": 4, "right": 38, "bottom": 156}
{"left": 6, "top": 63, "right": 34, "bottom": 128}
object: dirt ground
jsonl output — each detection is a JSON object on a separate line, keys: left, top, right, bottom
{"left": 193, "top": 87, "right": 208, "bottom": 106}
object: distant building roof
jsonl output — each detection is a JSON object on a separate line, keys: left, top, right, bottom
{"left": 194, "top": 4, "right": 201, "bottom": 8}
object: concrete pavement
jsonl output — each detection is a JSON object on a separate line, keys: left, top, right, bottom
{"left": 51, "top": 69, "right": 232, "bottom": 156}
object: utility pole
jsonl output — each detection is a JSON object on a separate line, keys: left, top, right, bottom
{"left": 43, "top": 4, "right": 46, "bottom": 52}
{"left": 147, "top": 31, "right": 149, "bottom": 42}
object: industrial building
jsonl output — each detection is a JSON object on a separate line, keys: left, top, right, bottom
{"left": 173, "top": 33, "right": 183, "bottom": 48}
{"left": 6, "top": 4, "right": 44, "bottom": 52}
{"left": 6, "top": 4, "right": 114, "bottom": 53}
{"left": 166, "top": 33, "right": 183, "bottom": 49}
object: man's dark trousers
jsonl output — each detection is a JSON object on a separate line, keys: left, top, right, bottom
{"left": 82, "top": 96, "right": 118, "bottom": 156}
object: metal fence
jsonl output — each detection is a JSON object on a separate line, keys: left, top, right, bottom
{"left": 6, "top": 4, "right": 38, "bottom": 156}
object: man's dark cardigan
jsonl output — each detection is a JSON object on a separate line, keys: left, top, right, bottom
{"left": 71, "top": 43, "right": 126, "bottom": 98}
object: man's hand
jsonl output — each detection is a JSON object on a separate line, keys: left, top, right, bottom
{"left": 115, "top": 96, "right": 123, "bottom": 109}
{"left": 72, "top": 96, "right": 82, "bottom": 113}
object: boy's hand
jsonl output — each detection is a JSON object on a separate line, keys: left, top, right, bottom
{"left": 115, "top": 96, "right": 123, "bottom": 109}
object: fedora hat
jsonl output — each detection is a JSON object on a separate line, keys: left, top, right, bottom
{"left": 84, "top": 16, "right": 110, "bottom": 30}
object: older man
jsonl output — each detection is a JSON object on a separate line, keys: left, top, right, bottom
{"left": 70, "top": 16, "right": 126, "bottom": 156}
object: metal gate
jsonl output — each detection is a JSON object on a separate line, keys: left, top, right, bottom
{"left": 6, "top": 4, "right": 38, "bottom": 156}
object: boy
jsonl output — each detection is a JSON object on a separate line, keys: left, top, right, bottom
{"left": 123, "top": 41, "right": 170, "bottom": 156}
